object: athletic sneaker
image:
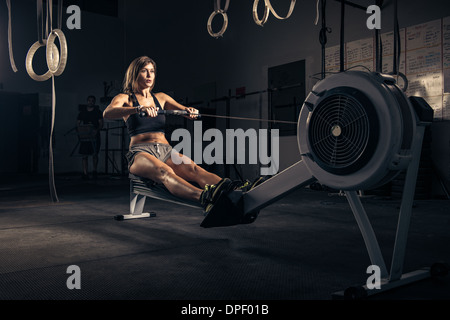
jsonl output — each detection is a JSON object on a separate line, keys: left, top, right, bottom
{"left": 199, "top": 178, "right": 232, "bottom": 210}
{"left": 236, "top": 176, "right": 266, "bottom": 192}
{"left": 228, "top": 179, "right": 250, "bottom": 191}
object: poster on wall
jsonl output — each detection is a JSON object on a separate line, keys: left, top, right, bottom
{"left": 324, "top": 17, "right": 450, "bottom": 121}
{"left": 345, "top": 37, "right": 374, "bottom": 71}
{"left": 442, "top": 16, "right": 450, "bottom": 120}
{"left": 324, "top": 45, "right": 341, "bottom": 73}
{"left": 381, "top": 29, "right": 406, "bottom": 74}
{"left": 405, "top": 19, "right": 443, "bottom": 120}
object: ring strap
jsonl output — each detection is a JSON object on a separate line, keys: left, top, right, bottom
{"left": 6, "top": 0, "right": 18, "bottom": 72}
{"left": 215, "top": 0, "right": 230, "bottom": 12}
{"left": 57, "top": 0, "right": 63, "bottom": 29}
{"left": 37, "top": 0, "right": 44, "bottom": 43}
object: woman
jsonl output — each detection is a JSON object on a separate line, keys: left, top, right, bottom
{"left": 103, "top": 56, "right": 234, "bottom": 211}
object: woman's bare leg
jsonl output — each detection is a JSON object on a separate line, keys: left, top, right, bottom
{"left": 165, "top": 153, "right": 221, "bottom": 189}
{"left": 130, "top": 152, "right": 203, "bottom": 202}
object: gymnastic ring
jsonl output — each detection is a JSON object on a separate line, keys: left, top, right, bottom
{"left": 253, "top": 0, "right": 296, "bottom": 26}
{"left": 46, "top": 29, "right": 68, "bottom": 76}
{"left": 207, "top": 10, "right": 228, "bottom": 38}
{"left": 25, "top": 39, "right": 60, "bottom": 82}
{"left": 253, "top": 0, "right": 270, "bottom": 27}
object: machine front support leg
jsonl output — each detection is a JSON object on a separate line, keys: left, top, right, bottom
{"left": 345, "top": 190, "right": 389, "bottom": 278}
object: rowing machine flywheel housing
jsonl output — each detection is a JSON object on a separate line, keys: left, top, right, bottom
{"left": 298, "top": 71, "right": 417, "bottom": 191}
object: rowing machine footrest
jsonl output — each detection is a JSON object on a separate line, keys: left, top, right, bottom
{"left": 200, "top": 190, "right": 258, "bottom": 228}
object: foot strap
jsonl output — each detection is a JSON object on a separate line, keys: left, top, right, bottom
{"left": 200, "top": 189, "right": 259, "bottom": 228}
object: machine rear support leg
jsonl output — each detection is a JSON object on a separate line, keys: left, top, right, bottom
{"left": 389, "top": 124, "right": 426, "bottom": 281}
{"left": 334, "top": 122, "right": 432, "bottom": 299}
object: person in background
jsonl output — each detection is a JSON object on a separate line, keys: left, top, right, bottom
{"left": 77, "top": 95, "right": 103, "bottom": 179}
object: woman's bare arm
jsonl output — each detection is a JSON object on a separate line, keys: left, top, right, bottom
{"left": 103, "top": 93, "right": 137, "bottom": 121}
{"left": 157, "top": 92, "right": 199, "bottom": 119}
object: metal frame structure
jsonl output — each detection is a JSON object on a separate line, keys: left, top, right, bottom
{"left": 240, "top": 96, "right": 435, "bottom": 299}
{"left": 112, "top": 93, "right": 444, "bottom": 298}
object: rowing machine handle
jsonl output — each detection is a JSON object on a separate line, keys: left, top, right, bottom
{"left": 139, "top": 109, "right": 200, "bottom": 119}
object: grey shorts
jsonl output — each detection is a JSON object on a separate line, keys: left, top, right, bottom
{"left": 126, "top": 143, "right": 173, "bottom": 169}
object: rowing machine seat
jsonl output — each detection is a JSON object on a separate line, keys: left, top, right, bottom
{"left": 113, "top": 173, "right": 202, "bottom": 221}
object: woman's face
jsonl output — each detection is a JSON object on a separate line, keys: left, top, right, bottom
{"left": 137, "top": 62, "right": 156, "bottom": 90}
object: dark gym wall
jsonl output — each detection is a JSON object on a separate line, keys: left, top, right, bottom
{"left": 1, "top": 0, "right": 450, "bottom": 190}
{"left": 121, "top": 0, "right": 450, "bottom": 189}
{"left": 0, "top": 0, "right": 125, "bottom": 174}
{"left": 122, "top": 1, "right": 450, "bottom": 99}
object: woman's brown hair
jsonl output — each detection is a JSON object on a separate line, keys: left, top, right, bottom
{"left": 122, "top": 56, "right": 156, "bottom": 94}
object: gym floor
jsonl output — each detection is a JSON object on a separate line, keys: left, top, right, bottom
{"left": 0, "top": 173, "right": 449, "bottom": 302}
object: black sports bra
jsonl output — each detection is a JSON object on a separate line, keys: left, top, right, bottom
{"left": 126, "top": 92, "right": 166, "bottom": 137}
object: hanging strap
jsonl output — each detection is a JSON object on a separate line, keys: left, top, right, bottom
{"left": 37, "top": 0, "right": 45, "bottom": 44}
{"left": 318, "top": 0, "right": 332, "bottom": 79}
{"left": 214, "top": 0, "right": 229, "bottom": 12}
{"left": 57, "top": 0, "right": 63, "bottom": 29}
{"left": 6, "top": 0, "right": 18, "bottom": 72}
{"left": 393, "top": 0, "right": 399, "bottom": 74}
{"left": 49, "top": 75, "right": 58, "bottom": 202}
{"left": 375, "top": 29, "right": 381, "bottom": 73}
{"left": 339, "top": 0, "right": 345, "bottom": 72}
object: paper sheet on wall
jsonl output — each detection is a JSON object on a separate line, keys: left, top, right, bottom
{"left": 324, "top": 39, "right": 374, "bottom": 74}
{"left": 405, "top": 19, "right": 443, "bottom": 120}
{"left": 345, "top": 38, "right": 374, "bottom": 71}
{"left": 406, "top": 19, "right": 441, "bottom": 50}
{"left": 406, "top": 47, "right": 442, "bottom": 75}
{"left": 407, "top": 71, "right": 443, "bottom": 97}
{"left": 324, "top": 45, "right": 341, "bottom": 73}
{"left": 443, "top": 16, "right": 450, "bottom": 94}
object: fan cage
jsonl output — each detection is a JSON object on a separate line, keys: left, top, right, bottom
{"left": 308, "top": 88, "right": 379, "bottom": 175}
